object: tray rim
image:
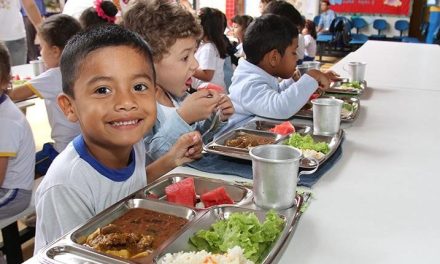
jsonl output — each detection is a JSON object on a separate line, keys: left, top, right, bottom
{"left": 326, "top": 79, "right": 367, "bottom": 95}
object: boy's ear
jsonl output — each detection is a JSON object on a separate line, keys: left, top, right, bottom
{"left": 267, "top": 49, "right": 281, "bottom": 68}
{"left": 57, "top": 93, "right": 79, "bottom": 123}
{"left": 52, "top": 46, "right": 62, "bottom": 60}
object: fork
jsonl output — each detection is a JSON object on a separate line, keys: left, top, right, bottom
{"left": 201, "top": 109, "right": 223, "bottom": 147}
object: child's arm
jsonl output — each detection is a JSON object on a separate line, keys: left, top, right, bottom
{"left": 7, "top": 84, "right": 37, "bottom": 101}
{"left": 217, "top": 94, "right": 235, "bottom": 122}
{"left": 146, "top": 131, "right": 202, "bottom": 182}
{"left": 22, "top": 0, "right": 43, "bottom": 27}
{"left": 193, "top": 69, "right": 215, "bottom": 82}
{"left": 0, "top": 157, "right": 8, "bottom": 186}
{"left": 306, "top": 69, "right": 331, "bottom": 89}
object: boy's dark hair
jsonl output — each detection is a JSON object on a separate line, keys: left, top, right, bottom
{"left": 263, "top": 0, "right": 304, "bottom": 28}
{"left": 231, "top": 15, "right": 254, "bottom": 31}
{"left": 0, "top": 42, "right": 11, "bottom": 87}
{"left": 322, "top": 0, "right": 331, "bottom": 6}
{"left": 199, "top": 7, "right": 227, "bottom": 59}
{"left": 244, "top": 14, "right": 298, "bottom": 65}
{"left": 60, "top": 24, "right": 156, "bottom": 98}
{"left": 39, "top": 14, "right": 82, "bottom": 49}
{"left": 123, "top": 0, "right": 202, "bottom": 62}
{"left": 79, "top": 1, "right": 118, "bottom": 29}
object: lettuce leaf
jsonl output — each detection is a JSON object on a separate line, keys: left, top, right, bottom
{"left": 285, "top": 133, "right": 330, "bottom": 154}
{"left": 189, "top": 210, "right": 284, "bottom": 263}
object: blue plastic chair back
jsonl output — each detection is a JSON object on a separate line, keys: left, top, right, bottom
{"left": 373, "top": 19, "right": 387, "bottom": 35}
{"left": 351, "top": 17, "right": 367, "bottom": 34}
{"left": 394, "top": 20, "right": 409, "bottom": 37}
{"left": 313, "top": 15, "right": 321, "bottom": 26}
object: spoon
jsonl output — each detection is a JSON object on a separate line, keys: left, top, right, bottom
{"left": 201, "top": 109, "right": 223, "bottom": 147}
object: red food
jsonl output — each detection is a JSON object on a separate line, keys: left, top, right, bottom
{"left": 146, "top": 193, "right": 159, "bottom": 199}
{"left": 13, "top": 74, "right": 20, "bottom": 80}
{"left": 309, "top": 93, "right": 320, "bottom": 101}
{"left": 198, "top": 83, "right": 225, "bottom": 93}
{"left": 200, "top": 187, "right": 234, "bottom": 208}
{"left": 269, "top": 121, "right": 295, "bottom": 135}
{"left": 165, "top": 177, "right": 196, "bottom": 207}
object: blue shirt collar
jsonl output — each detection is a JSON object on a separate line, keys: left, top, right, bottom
{"left": 73, "top": 135, "right": 136, "bottom": 182}
{"left": 0, "top": 93, "right": 7, "bottom": 105}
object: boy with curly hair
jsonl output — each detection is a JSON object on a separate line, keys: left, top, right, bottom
{"left": 124, "top": 0, "right": 234, "bottom": 162}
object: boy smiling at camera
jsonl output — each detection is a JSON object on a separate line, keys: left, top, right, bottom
{"left": 34, "top": 25, "right": 202, "bottom": 253}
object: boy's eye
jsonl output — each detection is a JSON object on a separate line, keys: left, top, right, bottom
{"left": 133, "top": 83, "right": 148, "bottom": 92}
{"left": 95, "top": 86, "right": 111, "bottom": 94}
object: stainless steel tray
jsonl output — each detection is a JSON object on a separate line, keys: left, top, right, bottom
{"left": 294, "top": 95, "right": 360, "bottom": 122}
{"left": 154, "top": 195, "right": 305, "bottom": 264}
{"left": 137, "top": 174, "right": 253, "bottom": 208}
{"left": 205, "top": 121, "right": 343, "bottom": 169}
{"left": 326, "top": 78, "right": 367, "bottom": 95}
{"left": 38, "top": 175, "right": 309, "bottom": 264}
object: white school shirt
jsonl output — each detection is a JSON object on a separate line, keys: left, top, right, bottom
{"left": 297, "top": 34, "right": 305, "bottom": 61}
{"left": 0, "top": 0, "right": 26, "bottom": 41}
{"left": 0, "top": 94, "right": 35, "bottom": 190}
{"left": 25, "top": 67, "right": 81, "bottom": 153}
{"left": 192, "top": 41, "right": 225, "bottom": 89}
{"left": 304, "top": 34, "right": 317, "bottom": 58}
{"left": 34, "top": 136, "right": 147, "bottom": 253}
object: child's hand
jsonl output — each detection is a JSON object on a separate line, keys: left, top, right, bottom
{"left": 178, "top": 89, "right": 221, "bottom": 124}
{"left": 217, "top": 95, "right": 235, "bottom": 121}
{"left": 170, "top": 131, "right": 203, "bottom": 167}
{"left": 323, "top": 70, "right": 341, "bottom": 81}
{"left": 306, "top": 69, "right": 331, "bottom": 90}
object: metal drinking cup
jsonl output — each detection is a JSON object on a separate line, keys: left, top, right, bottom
{"left": 312, "top": 98, "right": 343, "bottom": 136}
{"left": 344, "top": 61, "right": 367, "bottom": 82}
{"left": 250, "top": 145, "right": 318, "bottom": 210}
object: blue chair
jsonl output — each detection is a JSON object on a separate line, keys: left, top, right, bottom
{"left": 434, "top": 26, "right": 440, "bottom": 45}
{"left": 351, "top": 17, "right": 368, "bottom": 34}
{"left": 370, "top": 19, "right": 388, "bottom": 40}
{"left": 395, "top": 20, "right": 409, "bottom": 37}
{"left": 313, "top": 15, "right": 321, "bottom": 27}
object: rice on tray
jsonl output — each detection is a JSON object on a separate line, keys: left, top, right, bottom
{"left": 160, "top": 246, "right": 254, "bottom": 264}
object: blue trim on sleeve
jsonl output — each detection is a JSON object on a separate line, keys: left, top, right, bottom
{"left": 0, "top": 94, "right": 7, "bottom": 105}
{"left": 72, "top": 135, "right": 135, "bottom": 182}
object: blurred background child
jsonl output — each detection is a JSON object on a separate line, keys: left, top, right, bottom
{"left": 0, "top": 42, "right": 35, "bottom": 219}
{"left": 79, "top": 0, "right": 118, "bottom": 29}
{"left": 231, "top": 15, "right": 254, "bottom": 59}
{"left": 123, "top": 0, "right": 234, "bottom": 162}
{"left": 192, "top": 7, "right": 227, "bottom": 90}
{"left": 303, "top": 19, "right": 317, "bottom": 61}
{"left": 8, "top": 15, "right": 82, "bottom": 176}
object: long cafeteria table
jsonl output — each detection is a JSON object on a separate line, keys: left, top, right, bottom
{"left": 23, "top": 41, "right": 440, "bottom": 263}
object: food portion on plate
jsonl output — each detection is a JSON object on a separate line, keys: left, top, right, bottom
{"left": 285, "top": 133, "right": 330, "bottom": 160}
{"left": 160, "top": 246, "right": 254, "bottom": 264}
{"left": 327, "top": 79, "right": 366, "bottom": 94}
{"left": 225, "top": 132, "right": 275, "bottom": 149}
{"left": 164, "top": 177, "right": 234, "bottom": 208}
{"left": 83, "top": 208, "right": 188, "bottom": 259}
{"left": 189, "top": 210, "right": 284, "bottom": 263}
{"left": 268, "top": 121, "right": 295, "bottom": 135}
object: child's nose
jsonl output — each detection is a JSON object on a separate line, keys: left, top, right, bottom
{"left": 191, "top": 56, "right": 199, "bottom": 71}
{"left": 115, "top": 92, "right": 138, "bottom": 111}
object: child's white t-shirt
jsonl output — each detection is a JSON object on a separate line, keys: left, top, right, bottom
{"left": 297, "top": 34, "right": 305, "bottom": 61}
{"left": 25, "top": 67, "right": 81, "bottom": 153}
{"left": 0, "top": 95, "right": 35, "bottom": 190}
{"left": 304, "top": 34, "right": 317, "bottom": 58}
{"left": 192, "top": 42, "right": 225, "bottom": 89}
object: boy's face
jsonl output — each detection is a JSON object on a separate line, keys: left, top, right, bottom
{"left": 60, "top": 46, "right": 156, "bottom": 154}
{"left": 275, "top": 38, "right": 298, "bottom": 79}
{"left": 40, "top": 36, "right": 61, "bottom": 69}
{"left": 232, "top": 23, "right": 244, "bottom": 41}
{"left": 154, "top": 37, "right": 199, "bottom": 97}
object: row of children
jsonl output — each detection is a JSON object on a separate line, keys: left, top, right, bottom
{"left": 0, "top": 0, "right": 337, "bottom": 254}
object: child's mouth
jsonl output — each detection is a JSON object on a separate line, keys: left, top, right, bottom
{"left": 110, "top": 119, "right": 140, "bottom": 127}
{"left": 185, "top": 77, "right": 192, "bottom": 86}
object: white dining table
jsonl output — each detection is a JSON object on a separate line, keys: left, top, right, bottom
{"left": 23, "top": 41, "right": 440, "bottom": 263}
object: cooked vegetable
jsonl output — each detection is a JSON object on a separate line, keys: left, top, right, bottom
{"left": 189, "top": 210, "right": 284, "bottom": 263}
{"left": 341, "top": 81, "right": 362, "bottom": 89}
{"left": 285, "top": 133, "right": 330, "bottom": 154}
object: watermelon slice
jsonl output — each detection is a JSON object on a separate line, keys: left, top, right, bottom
{"left": 269, "top": 121, "right": 295, "bottom": 135}
{"left": 198, "top": 83, "right": 225, "bottom": 93}
{"left": 165, "top": 177, "right": 196, "bottom": 207}
{"left": 309, "top": 92, "right": 320, "bottom": 101}
{"left": 200, "top": 187, "right": 234, "bottom": 208}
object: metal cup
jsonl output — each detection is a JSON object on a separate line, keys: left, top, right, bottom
{"left": 30, "top": 59, "right": 46, "bottom": 76}
{"left": 344, "top": 61, "right": 367, "bottom": 82}
{"left": 296, "top": 61, "right": 321, "bottom": 76}
{"left": 312, "top": 98, "right": 343, "bottom": 136}
{"left": 250, "top": 145, "right": 318, "bottom": 210}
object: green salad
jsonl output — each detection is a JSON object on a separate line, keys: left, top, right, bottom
{"left": 12, "top": 79, "right": 28, "bottom": 87}
{"left": 341, "top": 81, "right": 362, "bottom": 89}
{"left": 342, "top": 102, "right": 353, "bottom": 112}
{"left": 285, "top": 133, "right": 330, "bottom": 154}
{"left": 189, "top": 210, "right": 284, "bottom": 263}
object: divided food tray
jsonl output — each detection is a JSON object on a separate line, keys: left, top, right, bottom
{"left": 326, "top": 79, "right": 367, "bottom": 95}
{"left": 38, "top": 174, "right": 306, "bottom": 264}
{"left": 204, "top": 120, "right": 344, "bottom": 169}
{"left": 294, "top": 95, "right": 360, "bottom": 122}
